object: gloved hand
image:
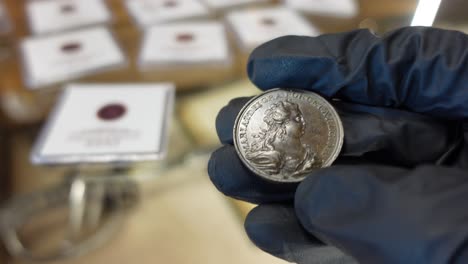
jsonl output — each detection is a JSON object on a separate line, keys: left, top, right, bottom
{"left": 208, "top": 27, "right": 468, "bottom": 264}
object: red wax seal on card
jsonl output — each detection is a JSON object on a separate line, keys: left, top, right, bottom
{"left": 60, "top": 4, "right": 76, "bottom": 13}
{"left": 97, "top": 104, "right": 126, "bottom": 121}
{"left": 163, "top": 0, "right": 178, "bottom": 7}
{"left": 176, "top": 33, "right": 195, "bottom": 43}
{"left": 260, "top": 18, "right": 276, "bottom": 26}
{"left": 60, "top": 42, "right": 82, "bottom": 54}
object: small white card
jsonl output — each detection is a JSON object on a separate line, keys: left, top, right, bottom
{"left": 21, "top": 27, "right": 126, "bottom": 89}
{"left": 125, "top": 0, "right": 209, "bottom": 28}
{"left": 285, "top": 0, "right": 358, "bottom": 18}
{"left": 226, "top": 7, "right": 319, "bottom": 52}
{"left": 201, "top": 0, "right": 268, "bottom": 10}
{"left": 139, "top": 22, "right": 230, "bottom": 66}
{"left": 26, "top": 0, "right": 112, "bottom": 35}
{"left": 31, "top": 83, "right": 175, "bottom": 164}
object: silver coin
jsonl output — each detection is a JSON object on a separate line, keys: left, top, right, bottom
{"left": 233, "top": 88, "right": 344, "bottom": 183}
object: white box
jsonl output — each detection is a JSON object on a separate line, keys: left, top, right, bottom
{"left": 138, "top": 21, "right": 234, "bottom": 90}
{"left": 226, "top": 7, "right": 320, "bottom": 52}
{"left": 139, "top": 21, "right": 231, "bottom": 67}
{"left": 21, "top": 26, "right": 126, "bottom": 89}
{"left": 125, "top": 0, "right": 210, "bottom": 28}
{"left": 285, "top": 0, "right": 358, "bottom": 18}
{"left": 201, "top": 0, "right": 269, "bottom": 11}
{"left": 26, "top": 0, "right": 112, "bottom": 35}
{"left": 31, "top": 83, "right": 175, "bottom": 164}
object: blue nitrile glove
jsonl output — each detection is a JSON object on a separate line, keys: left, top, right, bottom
{"left": 208, "top": 27, "right": 468, "bottom": 264}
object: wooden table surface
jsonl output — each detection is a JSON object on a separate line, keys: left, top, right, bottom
{"left": 0, "top": 1, "right": 420, "bottom": 263}
{"left": 0, "top": 0, "right": 418, "bottom": 127}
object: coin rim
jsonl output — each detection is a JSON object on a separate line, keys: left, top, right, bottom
{"left": 233, "top": 88, "right": 344, "bottom": 183}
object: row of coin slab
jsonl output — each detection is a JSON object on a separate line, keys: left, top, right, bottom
{"left": 20, "top": 7, "right": 330, "bottom": 90}
{"left": 23, "top": 0, "right": 358, "bottom": 35}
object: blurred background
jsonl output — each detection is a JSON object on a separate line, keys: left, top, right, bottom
{"left": 0, "top": 0, "right": 467, "bottom": 263}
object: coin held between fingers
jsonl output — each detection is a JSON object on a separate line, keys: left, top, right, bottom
{"left": 233, "top": 89, "right": 344, "bottom": 183}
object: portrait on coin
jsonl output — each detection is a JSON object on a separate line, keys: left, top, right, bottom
{"left": 246, "top": 100, "right": 320, "bottom": 178}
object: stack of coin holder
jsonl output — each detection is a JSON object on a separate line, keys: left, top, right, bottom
{"left": 16, "top": 0, "right": 362, "bottom": 92}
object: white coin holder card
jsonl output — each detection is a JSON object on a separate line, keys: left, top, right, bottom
{"left": 26, "top": 0, "right": 112, "bottom": 35}
{"left": 284, "top": 0, "right": 358, "bottom": 18}
{"left": 200, "top": 0, "right": 269, "bottom": 12}
{"left": 139, "top": 21, "right": 231, "bottom": 68}
{"left": 226, "top": 7, "right": 320, "bottom": 52}
{"left": 31, "top": 83, "right": 175, "bottom": 165}
{"left": 20, "top": 26, "right": 126, "bottom": 89}
{"left": 125, "top": 0, "right": 210, "bottom": 28}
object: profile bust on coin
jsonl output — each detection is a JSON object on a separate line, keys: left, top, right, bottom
{"left": 246, "top": 100, "right": 319, "bottom": 178}
{"left": 234, "top": 88, "right": 343, "bottom": 183}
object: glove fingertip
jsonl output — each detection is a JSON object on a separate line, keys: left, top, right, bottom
{"left": 245, "top": 204, "right": 351, "bottom": 263}
{"left": 208, "top": 148, "right": 225, "bottom": 192}
{"left": 247, "top": 35, "right": 342, "bottom": 95}
{"left": 216, "top": 97, "right": 250, "bottom": 145}
{"left": 244, "top": 205, "right": 300, "bottom": 260}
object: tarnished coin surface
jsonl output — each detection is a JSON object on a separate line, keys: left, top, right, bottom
{"left": 233, "top": 88, "right": 343, "bottom": 182}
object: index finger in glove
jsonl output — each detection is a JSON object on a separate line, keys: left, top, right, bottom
{"left": 248, "top": 27, "right": 468, "bottom": 119}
